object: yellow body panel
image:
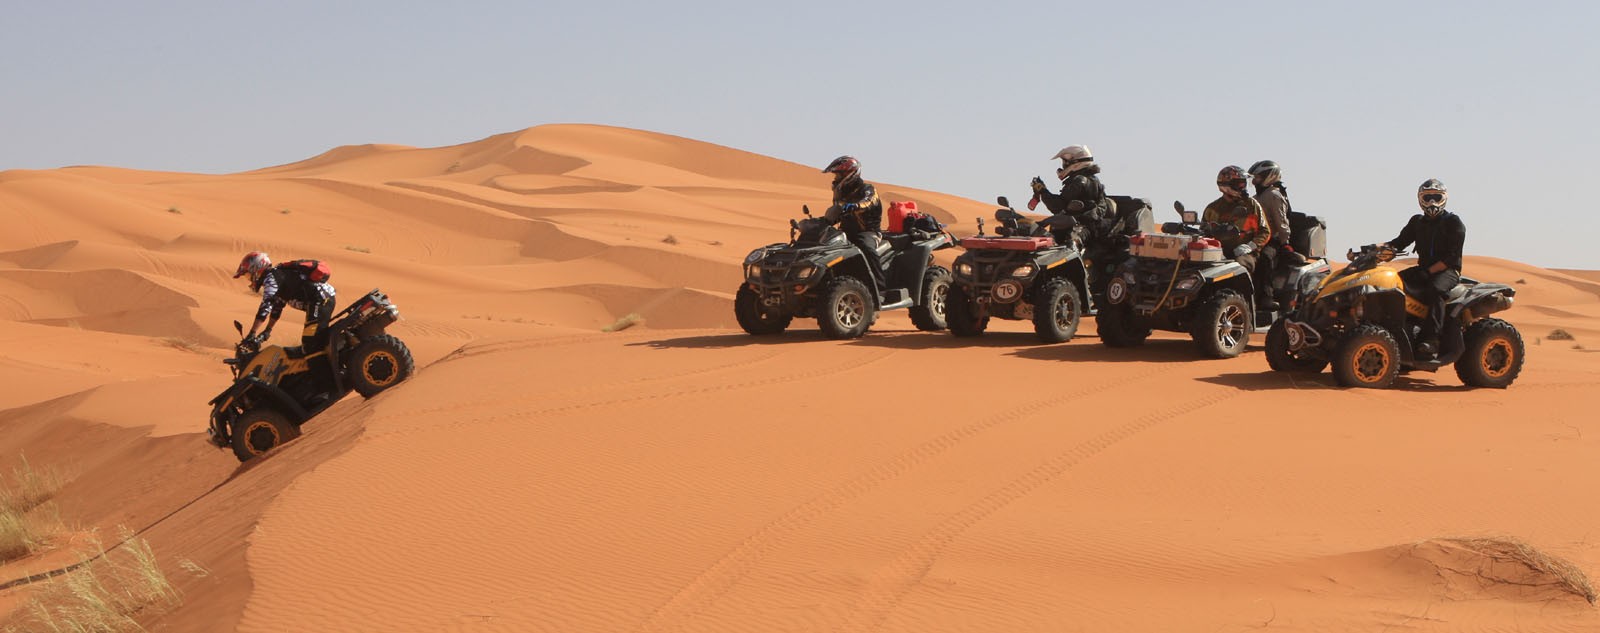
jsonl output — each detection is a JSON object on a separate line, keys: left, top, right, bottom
{"left": 241, "top": 346, "right": 310, "bottom": 386}
{"left": 1313, "top": 265, "right": 1431, "bottom": 318}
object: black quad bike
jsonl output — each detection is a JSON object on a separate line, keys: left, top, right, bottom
{"left": 1097, "top": 202, "right": 1331, "bottom": 358}
{"left": 945, "top": 196, "right": 1094, "bottom": 342}
{"left": 208, "top": 289, "right": 415, "bottom": 461}
{"left": 1266, "top": 244, "right": 1523, "bottom": 389}
{"left": 736, "top": 206, "right": 955, "bottom": 339}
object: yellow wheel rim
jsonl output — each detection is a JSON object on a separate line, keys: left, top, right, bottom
{"left": 1352, "top": 342, "right": 1391, "bottom": 383}
{"left": 1481, "top": 338, "right": 1514, "bottom": 378}
{"left": 243, "top": 420, "right": 281, "bottom": 455}
{"left": 363, "top": 351, "right": 400, "bottom": 387}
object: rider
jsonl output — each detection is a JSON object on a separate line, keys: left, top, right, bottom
{"left": 1030, "top": 145, "right": 1109, "bottom": 245}
{"left": 1248, "top": 160, "right": 1297, "bottom": 310}
{"left": 234, "top": 252, "right": 338, "bottom": 403}
{"left": 1030, "top": 145, "right": 1115, "bottom": 292}
{"left": 1202, "top": 165, "right": 1272, "bottom": 283}
{"left": 1383, "top": 179, "right": 1466, "bottom": 358}
{"left": 821, "top": 155, "right": 886, "bottom": 292}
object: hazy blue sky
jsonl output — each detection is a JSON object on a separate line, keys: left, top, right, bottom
{"left": 3, "top": 1, "right": 1596, "bottom": 268}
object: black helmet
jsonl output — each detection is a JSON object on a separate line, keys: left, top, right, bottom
{"left": 1248, "top": 160, "right": 1281, "bottom": 189}
{"left": 823, "top": 155, "right": 862, "bottom": 191}
{"left": 1417, "top": 179, "right": 1448, "bottom": 216}
{"left": 1217, "top": 165, "right": 1249, "bottom": 198}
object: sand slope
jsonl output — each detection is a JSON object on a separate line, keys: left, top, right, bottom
{"left": 1, "top": 124, "right": 1597, "bottom": 632}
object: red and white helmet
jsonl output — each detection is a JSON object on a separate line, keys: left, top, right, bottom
{"left": 234, "top": 251, "right": 272, "bottom": 288}
{"left": 822, "top": 155, "right": 862, "bottom": 190}
{"left": 1053, "top": 145, "right": 1094, "bottom": 180}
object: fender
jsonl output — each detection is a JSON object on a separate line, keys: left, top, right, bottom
{"left": 227, "top": 377, "right": 310, "bottom": 423}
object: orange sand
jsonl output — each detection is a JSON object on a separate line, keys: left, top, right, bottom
{"left": 1, "top": 125, "right": 1597, "bottom": 632}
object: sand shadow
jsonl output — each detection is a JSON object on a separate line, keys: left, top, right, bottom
{"left": 1196, "top": 371, "right": 1477, "bottom": 393}
{"left": 844, "top": 330, "right": 1050, "bottom": 351}
{"left": 1007, "top": 337, "right": 1237, "bottom": 363}
{"left": 632, "top": 331, "right": 833, "bottom": 349}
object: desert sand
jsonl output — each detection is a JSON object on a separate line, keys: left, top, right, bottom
{"left": 1, "top": 124, "right": 1597, "bottom": 632}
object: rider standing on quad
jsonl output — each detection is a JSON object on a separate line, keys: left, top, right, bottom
{"left": 1203, "top": 165, "right": 1273, "bottom": 279}
{"left": 1383, "top": 179, "right": 1466, "bottom": 358}
{"left": 235, "top": 252, "right": 338, "bottom": 403}
{"left": 821, "top": 155, "right": 886, "bottom": 290}
{"left": 1248, "top": 160, "right": 1298, "bottom": 310}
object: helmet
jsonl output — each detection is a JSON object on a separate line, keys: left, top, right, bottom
{"left": 1248, "top": 160, "right": 1281, "bottom": 189}
{"left": 1053, "top": 145, "right": 1094, "bottom": 180}
{"left": 822, "top": 155, "right": 862, "bottom": 190}
{"left": 1418, "top": 179, "right": 1448, "bottom": 216}
{"left": 234, "top": 251, "right": 272, "bottom": 289}
{"left": 1217, "top": 165, "right": 1249, "bottom": 198}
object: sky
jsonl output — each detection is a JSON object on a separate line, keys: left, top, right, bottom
{"left": 3, "top": 0, "right": 1597, "bottom": 268}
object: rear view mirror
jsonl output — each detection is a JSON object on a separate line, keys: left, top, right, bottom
{"left": 1173, "top": 200, "right": 1186, "bottom": 214}
{"left": 976, "top": 217, "right": 986, "bottom": 236}
{"left": 233, "top": 320, "right": 244, "bottom": 335}
{"left": 802, "top": 205, "right": 812, "bottom": 217}
{"left": 1181, "top": 210, "right": 1199, "bottom": 224}
{"left": 996, "top": 195, "right": 1010, "bottom": 208}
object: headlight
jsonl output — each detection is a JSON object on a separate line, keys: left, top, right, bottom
{"left": 795, "top": 265, "right": 815, "bottom": 280}
{"left": 1122, "top": 271, "right": 1136, "bottom": 283}
{"left": 1010, "top": 264, "right": 1036, "bottom": 278}
{"left": 745, "top": 264, "right": 761, "bottom": 279}
{"left": 1175, "top": 275, "right": 1200, "bottom": 290}
{"left": 744, "top": 250, "right": 765, "bottom": 264}
{"left": 956, "top": 262, "right": 973, "bottom": 276}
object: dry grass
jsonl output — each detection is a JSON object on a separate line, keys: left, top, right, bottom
{"left": 279, "top": 208, "right": 292, "bottom": 215}
{"left": 7, "top": 531, "right": 190, "bottom": 633}
{"left": 1439, "top": 537, "right": 1596, "bottom": 604}
{"left": 164, "top": 207, "right": 181, "bottom": 215}
{"left": 602, "top": 313, "right": 643, "bottom": 333}
{"left": 0, "top": 455, "right": 68, "bottom": 562}
{"left": 1549, "top": 329, "right": 1576, "bottom": 341}
{"left": 344, "top": 245, "right": 372, "bottom": 254}
{"left": 156, "top": 337, "right": 204, "bottom": 354}
{"left": 661, "top": 234, "right": 679, "bottom": 245}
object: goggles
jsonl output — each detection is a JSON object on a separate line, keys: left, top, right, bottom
{"left": 1421, "top": 193, "right": 1444, "bottom": 204}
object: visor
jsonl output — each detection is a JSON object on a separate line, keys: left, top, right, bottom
{"left": 1421, "top": 193, "right": 1444, "bottom": 203}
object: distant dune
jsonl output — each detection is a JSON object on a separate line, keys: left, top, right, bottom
{"left": 1, "top": 124, "right": 1596, "bottom": 632}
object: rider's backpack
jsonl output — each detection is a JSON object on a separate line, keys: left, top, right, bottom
{"left": 283, "top": 259, "right": 332, "bottom": 283}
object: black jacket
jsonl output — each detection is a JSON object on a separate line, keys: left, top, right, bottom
{"left": 1037, "top": 166, "right": 1108, "bottom": 234}
{"left": 1389, "top": 211, "right": 1466, "bottom": 272}
{"left": 830, "top": 179, "right": 883, "bottom": 233}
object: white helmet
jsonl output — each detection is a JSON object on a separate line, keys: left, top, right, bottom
{"left": 1053, "top": 145, "right": 1094, "bottom": 180}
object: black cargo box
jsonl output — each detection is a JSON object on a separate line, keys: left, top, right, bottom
{"left": 1288, "top": 211, "right": 1326, "bottom": 258}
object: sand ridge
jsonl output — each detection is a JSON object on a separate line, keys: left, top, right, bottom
{"left": 0, "top": 124, "right": 1596, "bottom": 632}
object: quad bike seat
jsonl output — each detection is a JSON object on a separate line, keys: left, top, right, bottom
{"left": 883, "top": 233, "right": 914, "bottom": 251}
{"left": 282, "top": 346, "right": 307, "bottom": 359}
{"left": 1403, "top": 280, "right": 1472, "bottom": 302}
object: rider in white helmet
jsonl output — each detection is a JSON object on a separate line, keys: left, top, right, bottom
{"left": 1029, "top": 145, "right": 1114, "bottom": 289}
{"left": 1382, "top": 179, "right": 1466, "bottom": 357}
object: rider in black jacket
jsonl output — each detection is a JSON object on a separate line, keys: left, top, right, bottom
{"left": 822, "top": 155, "right": 886, "bottom": 291}
{"left": 1384, "top": 179, "right": 1466, "bottom": 357}
{"left": 235, "top": 251, "right": 339, "bottom": 402}
{"left": 1030, "top": 145, "right": 1115, "bottom": 293}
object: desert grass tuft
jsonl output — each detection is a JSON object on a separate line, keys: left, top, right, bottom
{"left": 0, "top": 455, "right": 68, "bottom": 562}
{"left": 165, "top": 207, "right": 182, "bottom": 215}
{"left": 1441, "top": 536, "right": 1596, "bottom": 604}
{"left": 602, "top": 313, "right": 643, "bottom": 332}
{"left": 157, "top": 337, "right": 205, "bottom": 354}
{"left": 1549, "top": 328, "right": 1575, "bottom": 341}
{"left": 661, "top": 234, "right": 679, "bottom": 245}
{"left": 344, "top": 245, "right": 372, "bottom": 254}
{"left": 8, "top": 531, "right": 189, "bottom": 633}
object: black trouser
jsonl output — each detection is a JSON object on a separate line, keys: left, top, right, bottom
{"left": 302, "top": 296, "right": 336, "bottom": 394}
{"left": 848, "top": 231, "right": 886, "bottom": 292}
{"left": 1400, "top": 266, "right": 1459, "bottom": 342}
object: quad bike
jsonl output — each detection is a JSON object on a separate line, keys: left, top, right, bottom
{"left": 208, "top": 289, "right": 415, "bottom": 461}
{"left": 1097, "top": 202, "right": 1331, "bottom": 358}
{"left": 736, "top": 205, "right": 955, "bottom": 339}
{"left": 945, "top": 196, "right": 1093, "bottom": 342}
{"left": 1267, "top": 244, "right": 1523, "bottom": 389}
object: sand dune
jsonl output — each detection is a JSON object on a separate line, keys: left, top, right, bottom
{"left": 1, "top": 124, "right": 1596, "bottom": 632}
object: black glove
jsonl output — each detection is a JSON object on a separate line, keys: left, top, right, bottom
{"left": 1030, "top": 177, "right": 1047, "bottom": 193}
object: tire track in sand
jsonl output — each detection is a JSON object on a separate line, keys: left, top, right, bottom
{"left": 831, "top": 390, "right": 1233, "bottom": 633}
{"left": 634, "top": 362, "right": 1176, "bottom": 633}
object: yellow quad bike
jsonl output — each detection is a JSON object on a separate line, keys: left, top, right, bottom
{"left": 207, "top": 289, "right": 415, "bottom": 461}
{"left": 1267, "top": 244, "right": 1523, "bottom": 389}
